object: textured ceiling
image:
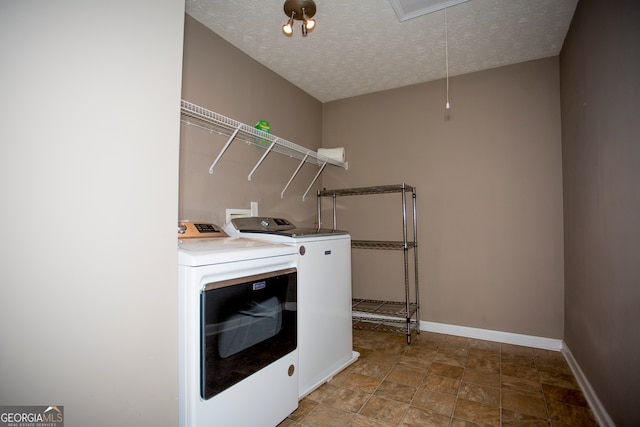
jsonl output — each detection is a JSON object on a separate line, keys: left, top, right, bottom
{"left": 186, "top": 0, "right": 578, "bottom": 103}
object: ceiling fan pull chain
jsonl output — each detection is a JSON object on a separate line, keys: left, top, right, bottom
{"left": 445, "top": 7, "right": 451, "bottom": 110}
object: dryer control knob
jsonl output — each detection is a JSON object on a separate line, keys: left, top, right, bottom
{"left": 260, "top": 218, "right": 270, "bottom": 228}
{"left": 299, "top": 246, "right": 306, "bottom": 256}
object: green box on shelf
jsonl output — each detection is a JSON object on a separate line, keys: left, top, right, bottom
{"left": 255, "top": 120, "right": 270, "bottom": 146}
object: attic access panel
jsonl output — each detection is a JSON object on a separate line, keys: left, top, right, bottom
{"left": 389, "top": 0, "right": 470, "bottom": 21}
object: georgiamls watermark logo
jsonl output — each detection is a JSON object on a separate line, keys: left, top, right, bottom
{"left": 0, "top": 405, "right": 63, "bottom": 427}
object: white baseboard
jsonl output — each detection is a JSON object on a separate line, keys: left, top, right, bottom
{"left": 562, "top": 343, "right": 615, "bottom": 427}
{"left": 417, "top": 321, "right": 614, "bottom": 426}
{"left": 419, "top": 321, "right": 563, "bottom": 350}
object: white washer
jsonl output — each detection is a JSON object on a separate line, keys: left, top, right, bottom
{"left": 178, "top": 223, "right": 299, "bottom": 427}
{"left": 225, "top": 217, "right": 359, "bottom": 398}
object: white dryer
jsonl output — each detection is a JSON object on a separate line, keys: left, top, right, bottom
{"left": 224, "top": 217, "right": 359, "bottom": 398}
{"left": 178, "top": 222, "right": 299, "bottom": 427}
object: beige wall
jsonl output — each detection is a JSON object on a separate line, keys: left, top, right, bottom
{"left": 180, "top": 15, "right": 323, "bottom": 227}
{"left": 0, "top": 1, "right": 184, "bottom": 425}
{"left": 322, "top": 58, "right": 565, "bottom": 339}
{"left": 560, "top": 0, "right": 640, "bottom": 425}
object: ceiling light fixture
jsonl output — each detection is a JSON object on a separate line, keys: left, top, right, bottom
{"left": 282, "top": 0, "right": 316, "bottom": 37}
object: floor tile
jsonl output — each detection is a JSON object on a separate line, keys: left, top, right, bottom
{"left": 501, "top": 391, "right": 548, "bottom": 419}
{"left": 287, "top": 399, "right": 317, "bottom": 422}
{"left": 359, "top": 395, "right": 409, "bottom": 426}
{"left": 439, "top": 344, "right": 471, "bottom": 358}
{"left": 422, "top": 372, "right": 461, "bottom": 395}
{"left": 501, "top": 374, "right": 543, "bottom": 399}
{"left": 453, "top": 399, "right": 501, "bottom": 427}
{"left": 400, "top": 406, "right": 452, "bottom": 426}
{"left": 322, "top": 386, "right": 370, "bottom": 413}
{"left": 353, "top": 348, "right": 374, "bottom": 362}
{"left": 416, "top": 331, "right": 445, "bottom": 343}
{"left": 502, "top": 344, "right": 535, "bottom": 357}
{"left": 463, "top": 368, "right": 501, "bottom": 388}
{"left": 443, "top": 335, "right": 471, "bottom": 347}
{"left": 299, "top": 403, "right": 355, "bottom": 426}
{"left": 412, "top": 387, "right": 456, "bottom": 415}
{"left": 429, "top": 361, "right": 465, "bottom": 379}
{"left": 458, "top": 381, "right": 500, "bottom": 407}
{"left": 375, "top": 339, "right": 411, "bottom": 354}
{"left": 546, "top": 400, "right": 598, "bottom": 426}
{"left": 350, "top": 414, "right": 393, "bottom": 426}
{"left": 502, "top": 363, "right": 539, "bottom": 382}
{"left": 502, "top": 352, "right": 536, "bottom": 368}
{"left": 373, "top": 379, "right": 417, "bottom": 403}
{"left": 306, "top": 382, "right": 337, "bottom": 402}
{"left": 328, "top": 365, "right": 352, "bottom": 387}
{"left": 434, "top": 351, "right": 468, "bottom": 367}
{"left": 466, "top": 356, "right": 501, "bottom": 374}
{"left": 403, "top": 345, "right": 438, "bottom": 362}
{"left": 352, "top": 360, "right": 394, "bottom": 379}
{"left": 341, "top": 371, "right": 383, "bottom": 394}
{"left": 468, "top": 347, "right": 501, "bottom": 361}
{"left": 386, "top": 365, "right": 425, "bottom": 387}
{"left": 280, "top": 328, "right": 592, "bottom": 427}
{"left": 538, "top": 367, "right": 580, "bottom": 390}
{"left": 469, "top": 339, "right": 501, "bottom": 352}
{"left": 542, "top": 383, "right": 588, "bottom": 407}
{"left": 533, "top": 348, "right": 570, "bottom": 373}
{"left": 501, "top": 408, "right": 549, "bottom": 426}
{"left": 450, "top": 418, "right": 488, "bottom": 426}
{"left": 397, "top": 353, "right": 433, "bottom": 370}
{"left": 368, "top": 350, "right": 403, "bottom": 365}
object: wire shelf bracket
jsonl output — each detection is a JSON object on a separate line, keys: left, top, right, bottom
{"left": 208, "top": 124, "right": 241, "bottom": 174}
{"left": 180, "top": 100, "right": 348, "bottom": 200}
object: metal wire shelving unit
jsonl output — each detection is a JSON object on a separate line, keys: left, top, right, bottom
{"left": 180, "top": 100, "right": 348, "bottom": 200}
{"left": 317, "top": 183, "right": 420, "bottom": 344}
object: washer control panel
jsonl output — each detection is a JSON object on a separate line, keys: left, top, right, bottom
{"left": 178, "top": 222, "right": 227, "bottom": 239}
{"left": 231, "top": 217, "right": 295, "bottom": 232}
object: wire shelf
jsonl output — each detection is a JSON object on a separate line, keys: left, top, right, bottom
{"left": 351, "top": 240, "right": 417, "bottom": 250}
{"left": 181, "top": 100, "right": 348, "bottom": 169}
{"left": 352, "top": 298, "right": 418, "bottom": 318}
{"left": 181, "top": 100, "right": 348, "bottom": 200}
{"left": 318, "top": 184, "right": 413, "bottom": 197}
{"left": 352, "top": 319, "right": 419, "bottom": 336}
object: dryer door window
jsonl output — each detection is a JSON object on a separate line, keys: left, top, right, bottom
{"left": 200, "top": 268, "right": 297, "bottom": 399}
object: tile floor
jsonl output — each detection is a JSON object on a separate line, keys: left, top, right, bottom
{"left": 280, "top": 327, "right": 597, "bottom": 426}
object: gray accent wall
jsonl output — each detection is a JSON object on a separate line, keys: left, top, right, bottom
{"left": 560, "top": 0, "right": 640, "bottom": 425}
